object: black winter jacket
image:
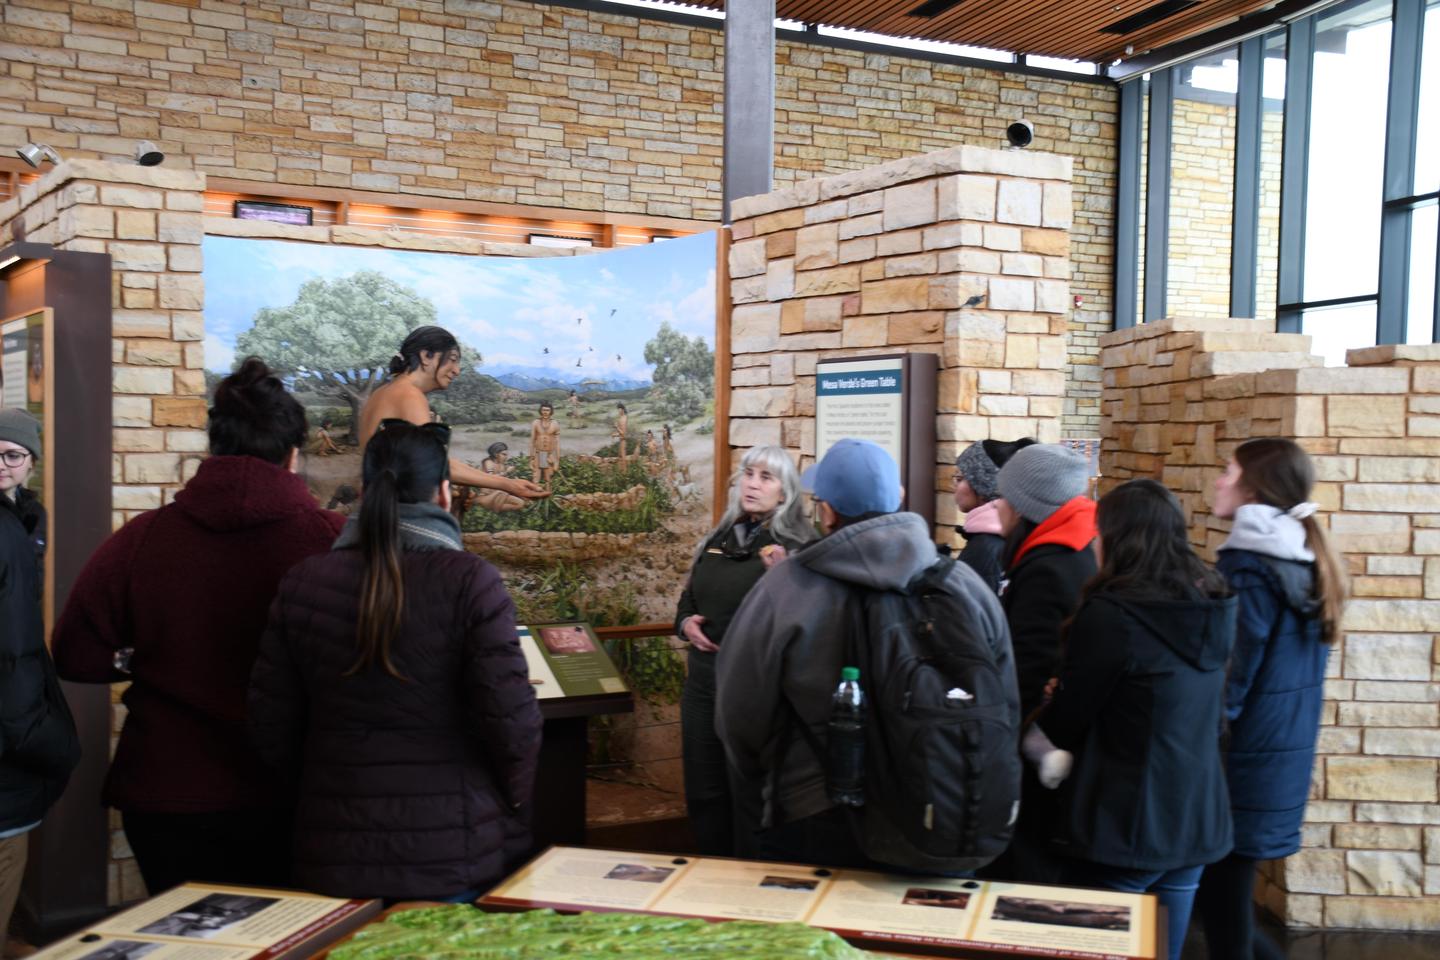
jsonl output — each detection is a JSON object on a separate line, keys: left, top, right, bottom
{"left": 1003, "top": 542, "right": 1098, "bottom": 721}
{"left": 0, "top": 489, "right": 79, "bottom": 832}
{"left": 1046, "top": 591, "right": 1237, "bottom": 871}
{"left": 249, "top": 544, "right": 542, "bottom": 900}
{"left": 957, "top": 531, "right": 1005, "bottom": 596}
{"left": 674, "top": 521, "right": 800, "bottom": 645}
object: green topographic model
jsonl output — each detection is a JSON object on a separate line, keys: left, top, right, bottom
{"left": 328, "top": 905, "right": 873, "bottom": 959}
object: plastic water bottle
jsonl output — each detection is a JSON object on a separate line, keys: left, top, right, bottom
{"left": 827, "top": 666, "right": 866, "bottom": 807}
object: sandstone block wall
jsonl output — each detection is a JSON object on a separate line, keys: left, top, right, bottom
{"left": 727, "top": 144, "right": 1071, "bottom": 540}
{"left": 0, "top": 0, "right": 1116, "bottom": 437}
{"left": 1101, "top": 318, "right": 1440, "bottom": 932}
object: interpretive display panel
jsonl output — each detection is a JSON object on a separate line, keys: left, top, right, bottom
{"left": 481, "top": 846, "right": 1159, "bottom": 959}
{"left": 815, "top": 356, "right": 906, "bottom": 464}
{"left": 517, "top": 622, "right": 628, "bottom": 699}
{"left": 31, "top": 884, "right": 380, "bottom": 960}
{"left": 814, "top": 352, "right": 937, "bottom": 528}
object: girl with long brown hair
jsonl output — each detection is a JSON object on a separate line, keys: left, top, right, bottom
{"left": 1195, "top": 437, "right": 1347, "bottom": 959}
{"left": 250, "top": 420, "right": 541, "bottom": 900}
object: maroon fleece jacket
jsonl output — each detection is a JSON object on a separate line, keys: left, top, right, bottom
{"left": 53, "top": 456, "right": 344, "bottom": 813}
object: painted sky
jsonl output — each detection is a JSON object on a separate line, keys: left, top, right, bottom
{"left": 202, "top": 232, "right": 718, "bottom": 383}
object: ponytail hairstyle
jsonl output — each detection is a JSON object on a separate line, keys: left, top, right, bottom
{"left": 388, "top": 325, "right": 460, "bottom": 378}
{"left": 208, "top": 357, "right": 307, "bottom": 464}
{"left": 1086, "top": 479, "right": 1227, "bottom": 602}
{"left": 1233, "top": 437, "right": 1348, "bottom": 641}
{"left": 351, "top": 420, "right": 451, "bottom": 679}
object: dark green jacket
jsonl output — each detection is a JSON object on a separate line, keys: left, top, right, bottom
{"left": 674, "top": 521, "right": 798, "bottom": 647}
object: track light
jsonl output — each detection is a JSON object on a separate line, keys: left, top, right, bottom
{"left": 16, "top": 143, "right": 62, "bottom": 168}
{"left": 135, "top": 140, "right": 164, "bottom": 166}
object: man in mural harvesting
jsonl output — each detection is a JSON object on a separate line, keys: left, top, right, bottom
{"left": 357, "top": 326, "right": 547, "bottom": 508}
{"left": 531, "top": 402, "right": 560, "bottom": 489}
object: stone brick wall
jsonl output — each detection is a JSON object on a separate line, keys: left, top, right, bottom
{"left": 1100, "top": 317, "right": 1440, "bottom": 932}
{"left": 727, "top": 144, "right": 1071, "bottom": 542}
{"left": 0, "top": 0, "right": 1116, "bottom": 437}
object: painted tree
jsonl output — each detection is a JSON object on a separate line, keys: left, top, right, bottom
{"left": 643, "top": 322, "right": 714, "bottom": 422}
{"left": 235, "top": 270, "right": 480, "bottom": 434}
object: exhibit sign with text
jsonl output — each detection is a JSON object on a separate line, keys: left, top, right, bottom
{"left": 813, "top": 353, "right": 937, "bottom": 528}
{"left": 518, "top": 622, "right": 629, "bottom": 700}
{"left": 482, "top": 846, "right": 1159, "bottom": 959}
{"left": 28, "top": 883, "right": 380, "bottom": 960}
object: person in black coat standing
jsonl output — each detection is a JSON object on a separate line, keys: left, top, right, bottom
{"left": 250, "top": 421, "right": 542, "bottom": 900}
{"left": 1041, "top": 480, "right": 1235, "bottom": 960}
{"left": 983, "top": 444, "right": 1097, "bottom": 884}
{"left": 675, "top": 444, "right": 813, "bottom": 855}
{"left": 0, "top": 409, "right": 78, "bottom": 952}
{"left": 951, "top": 437, "right": 1034, "bottom": 594}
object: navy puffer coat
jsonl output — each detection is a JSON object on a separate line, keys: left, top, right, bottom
{"left": 249, "top": 546, "right": 542, "bottom": 900}
{"left": 1217, "top": 549, "right": 1328, "bottom": 860}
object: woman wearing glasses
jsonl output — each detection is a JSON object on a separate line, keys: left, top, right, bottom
{"left": 0, "top": 409, "right": 78, "bottom": 954}
{"left": 249, "top": 420, "right": 542, "bottom": 900}
{"left": 53, "top": 359, "right": 344, "bottom": 892}
{"left": 673, "top": 445, "right": 814, "bottom": 856}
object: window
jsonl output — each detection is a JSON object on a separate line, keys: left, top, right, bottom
{"left": 1168, "top": 47, "right": 1238, "bottom": 319}
{"left": 1415, "top": 0, "right": 1440, "bottom": 195}
{"left": 1255, "top": 33, "right": 1287, "bottom": 326}
{"left": 1408, "top": 203, "right": 1438, "bottom": 343}
{"left": 1303, "top": 0, "right": 1392, "bottom": 304}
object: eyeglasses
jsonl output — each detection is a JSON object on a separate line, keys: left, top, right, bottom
{"left": 377, "top": 418, "right": 452, "bottom": 449}
{"left": 1, "top": 450, "right": 33, "bottom": 467}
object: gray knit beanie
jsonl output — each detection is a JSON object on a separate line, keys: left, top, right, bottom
{"left": 998, "top": 443, "right": 1090, "bottom": 524}
{"left": 0, "top": 408, "right": 40, "bottom": 458}
{"left": 955, "top": 442, "right": 1001, "bottom": 501}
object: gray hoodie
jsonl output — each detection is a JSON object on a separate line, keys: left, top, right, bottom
{"left": 716, "top": 511, "right": 1015, "bottom": 832}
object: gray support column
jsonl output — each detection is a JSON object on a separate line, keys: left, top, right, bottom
{"left": 723, "top": 0, "right": 776, "bottom": 223}
{"left": 1275, "top": 16, "right": 1314, "bottom": 333}
{"left": 1114, "top": 80, "right": 1143, "bottom": 329}
{"left": 1377, "top": 0, "right": 1425, "bottom": 344}
{"left": 1230, "top": 36, "right": 1264, "bottom": 320}
{"left": 1143, "top": 68, "right": 1173, "bottom": 324}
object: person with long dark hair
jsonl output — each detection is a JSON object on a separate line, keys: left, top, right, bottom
{"left": 358, "top": 325, "right": 546, "bottom": 510}
{"left": 1195, "top": 438, "right": 1346, "bottom": 959}
{"left": 1042, "top": 480, "right": 1236, "bottom": 960}
{"left": 674, "top": 445, "right": 814, "bottom": 855}
{"left": 53, "top": 358, "right": 343, "bottom": 891}
{"left": 249, "top": 420, "right": 541, "bottom": 900}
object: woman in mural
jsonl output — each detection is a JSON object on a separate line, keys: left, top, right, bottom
{"left": 249, "top": 420, "right": 542, "bottom": 900}
{"left": 612, "top": 402, "right": 629, "bottom": 468}
{"left": 1195, "top": 439, "right": 1346, "bottom": 960}
{"left": 52, "top": 359, "right": 343, "bottom": 892}
{"left": 673, "top": 445, "right": 814, "bottom": 856}
{"left": 357, "top": 326, "right": 547, "bottom": 511}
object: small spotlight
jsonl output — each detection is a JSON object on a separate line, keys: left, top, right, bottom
{"left": 16, "top": 143, "right": 62, "bottom": 168}
{"left": 135, "top": 140, "right": 164, "bottom": 166}
{"left": 1005, "top": 120, "right": 1034, "bottom": 149}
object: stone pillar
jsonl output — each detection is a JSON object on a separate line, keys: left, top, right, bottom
{"left": 726, "top": 144, "right": 1074, "bottom": 541}
{"left": 1100, "top": 319, "right": 1440, "bottom": 932}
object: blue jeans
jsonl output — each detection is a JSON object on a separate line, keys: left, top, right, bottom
{"left": 1062, "top": 861, "right": 1203, "bottom": 960}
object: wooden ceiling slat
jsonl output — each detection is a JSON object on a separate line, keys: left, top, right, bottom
{"left": 689, "top": 0, "right": 1281, "bottom": 62}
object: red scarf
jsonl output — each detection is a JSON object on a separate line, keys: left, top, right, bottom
{"left": 1012, "top": 495, "right": 1097, "bottom": 567}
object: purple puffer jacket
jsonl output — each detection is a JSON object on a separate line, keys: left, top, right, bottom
{"left": 249, "top": 546, "right": 541, "bottom": 900}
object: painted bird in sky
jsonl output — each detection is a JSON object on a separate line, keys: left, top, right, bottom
{"left": 576, "top": 358, "right": 583, "bottom": 367}
{"left": 609, "top": 308, "right": 617, "bottom": 316}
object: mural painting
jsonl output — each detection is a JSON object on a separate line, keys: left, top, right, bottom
{"left": 203, "top": 233, "right": 719, "bottom": 635}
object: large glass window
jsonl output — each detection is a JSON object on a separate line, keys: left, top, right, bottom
{"left": 1303, "top": 0, "right": 1392, "bottom": 304}
{"left": 1416, "top": 0, "right": 1440, "bottom": 194}
{"left": 1255, "top": 33, "right": 1287, "bottom": 326}
{"left": 1408, "top": 203, "right": 1438, "bottom": 343}
{"left": 1168, "top": 48, "right": 1238, "bottom": 319}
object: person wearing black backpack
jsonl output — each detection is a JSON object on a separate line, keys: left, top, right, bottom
{"left": 716, "top": 439, "right": 1019, "bottom": 874}
{"left": 1041, "top": 480, "right": 1235, "bottom": 960}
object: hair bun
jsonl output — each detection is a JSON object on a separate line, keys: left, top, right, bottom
{"left": 211, "top": 356, "right": 279, "bottom": 416}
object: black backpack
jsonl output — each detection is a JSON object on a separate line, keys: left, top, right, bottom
{"left": 787, "top": 557, "right": 1021, "bottom": 873}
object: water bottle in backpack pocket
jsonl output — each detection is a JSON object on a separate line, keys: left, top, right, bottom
{"left": 827, "top": 666, "right": 866, "bottom": 807}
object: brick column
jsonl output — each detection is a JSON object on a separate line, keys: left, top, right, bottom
{"left": 726, "top": 144, "right": 1074, "bottom": 542}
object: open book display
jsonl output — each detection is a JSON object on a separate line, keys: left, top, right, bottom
{"left": 518, "top": 622, "right": 629, "bottom": 700}
{"left": 31, "top": 884, "right": 379, "bottom": 960}
{"left": 479, "top": 847, "right": 1160, "bottom": 959}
